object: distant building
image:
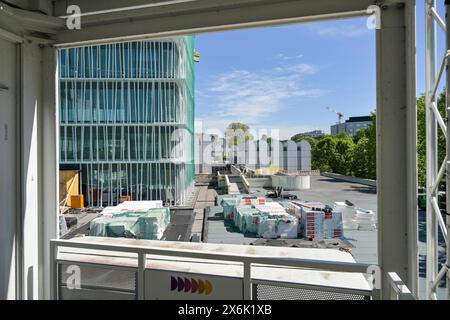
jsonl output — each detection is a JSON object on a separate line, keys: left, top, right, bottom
{"left": 330, "top": 116, "right": 372, "bottom": 137}
{"left": 297, "top": 130, "right": 325, "bottom": 139}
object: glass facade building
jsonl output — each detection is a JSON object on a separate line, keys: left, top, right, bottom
{"left": 59, "top": 37, "right": 195, "bottom": 206}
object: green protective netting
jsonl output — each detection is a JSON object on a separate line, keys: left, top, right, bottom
{"left": 182, "top": 36, "right": 196, "bottom": 192}
{"left": 89, "top": 207, "right": 170, "bottom": 240}
{"left": 58, "top": 36, "right": 196, "bottom": 206}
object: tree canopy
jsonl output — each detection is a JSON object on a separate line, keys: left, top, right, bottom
{"left": 291, "top": 113, "right": 376, "bottom": 179}
{"left": 225, "top": 122, "right": 253, "bottom": 146}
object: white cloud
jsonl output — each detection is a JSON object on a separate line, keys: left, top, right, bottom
{"left": 199, "top": 62, "right": 324, "bottom": 132}
{"left": 276, "top": 53, "right": 303, "bottom": 60}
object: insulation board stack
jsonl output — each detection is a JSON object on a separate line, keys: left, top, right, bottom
{"left": 90, "top": 202, "right": 170, "bottom": 240}
{"left": 233, "top": 206, "right": 261, "bottom": 234}
{"left": 333, "top": 201, "right": 358, "bottom": 230}
{"left": 287, "top": 202, "right": 304, "bottom": 234}
{"left": 220, "top": 196, "right": 265, "bottom": 220}
{"left": 255, "top": 202, "right": 298, "bottom": 239}
{"left": 220, "top": 196, "right": 243, "bottom": 221}
{"left": 333, "top": 201, "right": 376, "bottom": 231}
{"left": 100, "top": 200, "right": 163, "bottom": 218}
{"left": 295, "top": 201, "right": 343, "bottom": 240}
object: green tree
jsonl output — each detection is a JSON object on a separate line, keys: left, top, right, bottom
{"left": 291, "top": 135, "right": 317, "bottom": 148}
{"left": 352, "top": 113, "right": 376, "bottom": 179}
{"left": 312, "top": 135, "right": 355, "bottom": 175}
{"left": 333, "top": 134, "right": 356, "bottom": 175}
{"left": 225, "top": 122, "right": 253, "bottom": 146}
{"left": 312, "top": 136, "right": 336, "bottom": 172}
{"left": 351, "top": 136, "right": 370, "bottom": 178}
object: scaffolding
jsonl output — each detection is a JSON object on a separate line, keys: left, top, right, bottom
{"left": 425, "top": 0, "right": 450, "bottom": 300}
{"left": 59, "top": 37, "right": 195, "bottom": 206}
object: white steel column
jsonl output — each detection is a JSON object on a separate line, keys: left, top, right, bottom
{"left": 377, "top": 1, "right": 418, "bottom": 299}
{"left": 39, "top": 45, "right": 59, "bottom": 300}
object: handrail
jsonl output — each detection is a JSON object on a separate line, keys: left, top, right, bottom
{"left": 387, "top": 272, "right": 415, "bottom": 300}
{"left": 50, "top": 239, "right": 371, "bottom": 273}
{"left": 50, "top": 238, "right": 376, "bottom": 300}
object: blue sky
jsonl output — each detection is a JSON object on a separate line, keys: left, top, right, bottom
{"left": 194, "top": 2, "right": 446, "bottom": 139}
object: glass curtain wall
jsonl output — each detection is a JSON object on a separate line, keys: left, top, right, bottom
{"left": 59, "top": 37, "right": 195, "bottom": 206}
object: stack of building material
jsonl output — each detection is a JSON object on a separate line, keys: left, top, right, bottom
{"left": 323, "top": 210, "right": 343, "bottom": 238}
{"left": 333, "top": 202, "right": 358, "bottom": 230}
{"left": 333, "top": 201, "right": 376, "bottom": 231}
{"left": 253, "top": 202, "right": 286, "bottom": 214}
{"left": 254, "top": 203, "right": 298, "bottom": 239}
{"left": 295, "top": 201, "right": 343, "bottom": 240}
{"left": 233, "top": 206, "right": 261, "bottom": 234}
{"left": 256, "top": 212, "right": 298, "bottom": 239}
{"left": 221, "top": 196, "right": 243, "bottom": 220}
{"left": 241, "top": 196, "right": 266, "bottom": 206}
{"left": 90, "top": 201, "right": 169, "bottom": 240}
{"left": 220, "top": 196, "right": 265, "bottom": 220}
{"left": 354, "top": 208, "right": 376, "bottom": 231}
{"left": 286, "top": 202, "right": 304, "bottom": 234}
{"left": 100, "top": 200, "right": 163, "bottom": 218}
{"left": 220, "top": 196, "right": 299, "bottom": 239}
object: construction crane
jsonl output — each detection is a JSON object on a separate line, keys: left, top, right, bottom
{"left": 326, "top": 107, "right": 344, "bottom": 124}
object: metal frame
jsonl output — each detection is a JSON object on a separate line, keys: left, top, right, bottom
{"left": 0, "top": 0, "right": 418, "bottom": 299}
{"left": 49, "top": 239, "right": 379, "bottom": 300}
{"left": 425, "top": 0, "right": 450, "bottom": 300}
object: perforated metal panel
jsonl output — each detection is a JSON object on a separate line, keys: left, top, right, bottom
{"left": 255, "top": 284, "right": 369, "bottom": 300}
{"left": 58, "top": 263, "right": 137, "bottom": 300}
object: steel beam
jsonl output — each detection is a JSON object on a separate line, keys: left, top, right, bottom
{"left": 38, "top": 45, "right": 59, "bottom": 300}
{"left": 1, "top": 0, "right": 419, "bottom": 299}
{"left": 53, "top": 0, "right": 374, "bottom": 46}
{"left": 377, "top": 1, "right": 418, "bottom": 299}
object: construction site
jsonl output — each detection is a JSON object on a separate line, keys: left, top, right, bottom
{"left": 0, "top": 0, "right": 449, "bottom": 302}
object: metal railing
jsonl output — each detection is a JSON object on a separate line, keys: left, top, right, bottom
{"left": 387, "top": 272, "right": 415, "bottom": 300}
{"left": 50, "top": 239, "right": 382, "bottom": 300}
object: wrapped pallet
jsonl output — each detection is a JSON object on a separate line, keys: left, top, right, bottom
{"left": 253, "top": 202, "right": 285, "bottom": 214}
{"left": 233, "top": 206, "right": 260, "bottom": 233}
{"left": 287, "top": 202, "right": 303, "bottom": 234}
{"left": 333, "top": 202, "right": 358, "bottom": 230}
{"left": 276, "top": 214, "right": 298, "bottom": 239}
{"left": 300, "top": 207, "right": 343, "bottom": 240}
{"left": 257, "top": 213, "right": 298, "bottom": 239}
{"left": 302, "top": 210, "right": 325, "bottom": 239}
{"left": 89, "top": 207, "right": 170, "bottom": 240}
{"left": 257, "top": 216, "right": 277, "bottom": 239}
{"left": 100, "top": 201, "right": 163, "bottom": 218}
{"left": 240, "top": 196, "right": 266, "bottom": 206}
{"left": 220, "top": 196, "right": 262, "bottom": 221}
{"left": 221, "top": 197, "right": 243, "bottom": 220}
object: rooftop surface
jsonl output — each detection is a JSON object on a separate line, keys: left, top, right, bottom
{"left": 204, "top": 174, "right": 447, "bottom": 299}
